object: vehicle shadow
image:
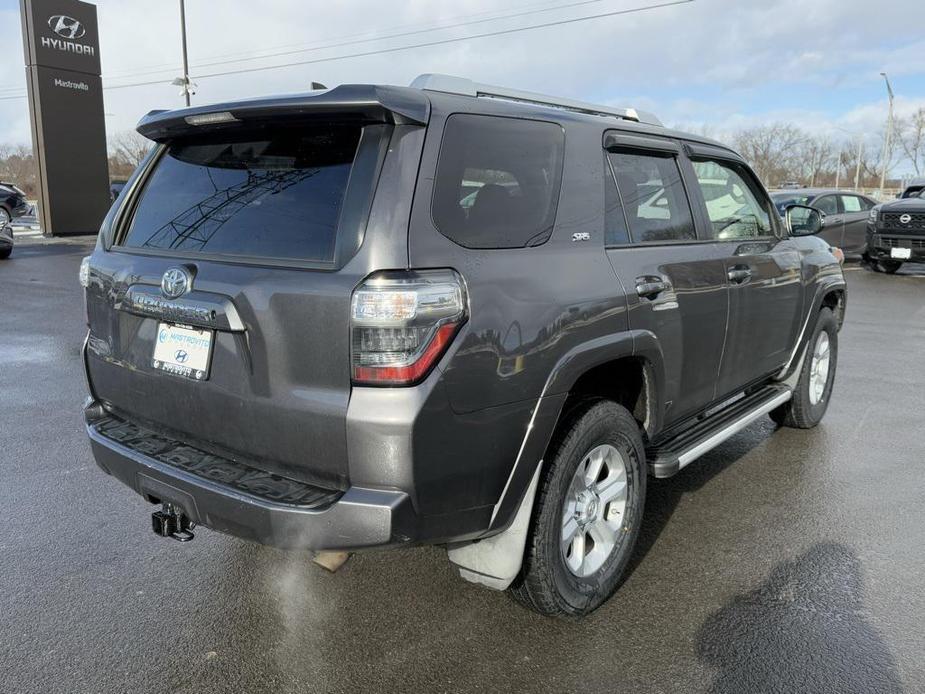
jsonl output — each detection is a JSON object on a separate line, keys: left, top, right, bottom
{"left": 626, "top": 420, "right": 775, "bottom": 577}
{"left": 696, "top": 542, "right": 903, "bottom": 694}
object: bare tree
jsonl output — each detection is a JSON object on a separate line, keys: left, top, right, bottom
{"left": 731, "top": 123, "right": 805, "bottom": 186}
{"left": 0, "top": 144, "right": 38, "bottom": 197}
{"left": 897, "top": 108, "right": 925, "bottom": 176}
{"left": 108, "top": 130, "right": 152, "bottom": 178}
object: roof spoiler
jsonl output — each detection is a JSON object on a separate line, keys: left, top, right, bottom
{"left": 136, "top": 84, "right": 430, "bottom": 142}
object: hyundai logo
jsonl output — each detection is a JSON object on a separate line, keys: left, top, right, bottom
{"left": 899, "top": 213, "right": 912, "bottom": 225}
{"left": 174, "top": 350, "right": 189, "bottom": 364}
{"left": 48, "top": 15, "right": 85, "bottom": 40}
{"left": 161, "top": 267, "right": 192, "bottom": 300}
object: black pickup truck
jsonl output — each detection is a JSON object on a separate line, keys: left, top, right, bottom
{"left": 867, "top": 188, "right": 925, "bottom": 272}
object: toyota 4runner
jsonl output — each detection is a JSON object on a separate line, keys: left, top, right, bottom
{"left": 81, "top": 75, "right": 846, "bottom": 617}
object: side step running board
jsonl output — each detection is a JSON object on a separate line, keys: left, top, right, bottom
{"left": 646, "top": 386, "right": 792, "bottom": 478}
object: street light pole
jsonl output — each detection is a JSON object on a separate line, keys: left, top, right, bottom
{"left": 854, "top": 137, "right": 863, "bottom": 191}
{"left": 878, "top": 72, "right": 894, "bottom": 198}
{"left": 179, "top": 0, "right": 191, "bottom": 107}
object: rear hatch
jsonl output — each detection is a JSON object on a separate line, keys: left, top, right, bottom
{"left": 84, "top": 86, "right": 428, "bottom": 490}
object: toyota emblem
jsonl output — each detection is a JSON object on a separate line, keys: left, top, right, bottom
{"left": 161, "top": 267, "right": 192, "bottom": 299}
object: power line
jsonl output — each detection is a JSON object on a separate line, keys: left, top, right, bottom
{"left": 0, "top": 0, "right": 694, "bottom": 101}
{"left": 192, "top": 0, "right": 694, "bottom": 81}
{"left": 173, "top": 0, "right": 612, "bottom": 73}
{"left": 0, "top": 0, "right": 608, "bottom": 91}
{"left": 103, "top": 0, "right": 593, "bottom": 76}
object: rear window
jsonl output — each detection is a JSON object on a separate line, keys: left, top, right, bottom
{"left": 121, "top": 126, "right": 361, "bottom": 262}
{"left": 432, "top": 114, "right": 565, "bottom": 249}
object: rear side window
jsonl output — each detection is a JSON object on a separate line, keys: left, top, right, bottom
{"left": 608, "top": 150, "right": 695, "bottom": 243}
{"left": 432, "top": 114, "right": 565, "bottom": 248}
{"left": 814, "top": 195, "right": 839, "bottom": 216}
{"left": 121, "top": 126, "right": 361, "bottom": 262}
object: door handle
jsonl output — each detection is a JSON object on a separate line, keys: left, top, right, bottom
{"left": 727, "top": 267, "right": 752, "bottom": 284}
{"left": 635, "top": 277, "right": 670, "bottom": 298}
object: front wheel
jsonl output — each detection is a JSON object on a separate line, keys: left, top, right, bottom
{"left": 508, "top": 400, "right": 646, "bottom": 618}
{"left": 771, "top": 307, "right": 838, "bottom": 429}
{"left": 869, "top": 259, "right": 903, "bottom": 274}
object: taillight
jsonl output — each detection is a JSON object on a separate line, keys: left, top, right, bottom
{"left": 350, "top": 270, "right": 467, "bottom": 386}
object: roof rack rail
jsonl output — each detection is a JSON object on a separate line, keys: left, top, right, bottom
{"left": 410, "top": 73, "right": 662, "bottom": 127}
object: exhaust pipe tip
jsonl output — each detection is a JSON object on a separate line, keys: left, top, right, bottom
{"left": 312, "top": 551, "right": 352, "bottom": 573}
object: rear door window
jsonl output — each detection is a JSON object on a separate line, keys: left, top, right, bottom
{"left": 432, "top": 114, "right": 565, "bottom": 249}
{"left": 121, "top": 126, "right": 361, "bottom": 262}
{"left": 607, "top": 150, "right": 696, "bottom": 243}
{"left": 813, "top": 195, "right": 840, "bottom": 216}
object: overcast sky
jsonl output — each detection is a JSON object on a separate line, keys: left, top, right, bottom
{"left": 1, "top": 0, "right": 923, "bottom": 173}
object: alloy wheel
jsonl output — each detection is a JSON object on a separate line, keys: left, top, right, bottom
{"left": 561, "top": 444, "right": 628, "bottom": 578}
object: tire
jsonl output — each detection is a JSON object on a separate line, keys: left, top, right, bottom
{"left": 869, "top": 259, "right": 902, "bottom": 274}
{"left": 0, "top": 247, "right": 10, "bottom": 260}
{"left": 770, "top": 308, "right": 838, "bottom": 429}
{"left": 508, "top": 400, "right": 646, "bottom": 618}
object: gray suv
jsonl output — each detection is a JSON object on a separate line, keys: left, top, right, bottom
{"left": 81, "top": 75, "right": 846, "bottom": 617}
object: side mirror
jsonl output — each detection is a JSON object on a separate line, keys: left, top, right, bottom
{"left": 786, "top": 204, "right": 825, "bottom": 236}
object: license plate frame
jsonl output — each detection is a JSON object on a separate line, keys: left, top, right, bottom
{"left": 152, "top": 322, "right": 214, "bottom": 381}
{"left": 891, "top": 246, "right": 912, "bottom": 260}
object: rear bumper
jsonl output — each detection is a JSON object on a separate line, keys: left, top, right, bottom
{"left": 85, "top": 403, "right": 416, "bottom": 551}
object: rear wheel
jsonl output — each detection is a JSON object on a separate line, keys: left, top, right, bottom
{"left": 770, "top": 308, "right": 838, "bottom": 429}
{"left": 0, "top": 207, "right": 10, "bottom": 225}
{"left": 508, "top": 400, "right": 646, "bottom": 618}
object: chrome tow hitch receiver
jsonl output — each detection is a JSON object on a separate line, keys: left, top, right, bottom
{"left": 151, "top": 503, "right": 196, "bottom": 542}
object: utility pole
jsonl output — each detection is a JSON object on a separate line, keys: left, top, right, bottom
{"left": 835, "top": 151, "right": 841, "bottom": 189}
{"left": 179, "top": 0, "right": 191, "bottom": 106}
{"left": 879, "top": 72, "right": 894, "bottom": 198}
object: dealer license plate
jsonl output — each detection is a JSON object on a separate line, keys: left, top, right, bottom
{"left": 152, "top": 323, "right": 213, "bottom": 380}
{"left": 891, "top": 247, "right": 912, "bottom": 260}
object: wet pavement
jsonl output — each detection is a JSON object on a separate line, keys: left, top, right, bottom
{"left": 2, "top": 239, "right": 924, "bottom": 693}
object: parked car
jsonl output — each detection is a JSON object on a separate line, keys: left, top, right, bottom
{"left": 0, "top": 222, "right": 13, "bottom": 258}
{"left": 866, "top": 187, "right": 925, "bottom": 273}
{"left": 80, "top": 75, "right": 846, "bottom": 618}
{"left": 0, "top": 181, "right": 30, "bottom": 225}
{"left": 898, "top": 177, "right": 924, "bottom": 199}
{"left": 770, "top": 188, "right": 877, "bottom": 259}
{"left": 110, "top": 179, "right": 128, "bottom": 203}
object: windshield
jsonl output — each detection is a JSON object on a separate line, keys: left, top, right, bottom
{"left": 122, "top": 126, "right": 361, "bottom": 262}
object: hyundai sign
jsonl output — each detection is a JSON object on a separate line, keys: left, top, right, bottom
{"left": 21, "top": 0, "right": 109, "bottom": 236}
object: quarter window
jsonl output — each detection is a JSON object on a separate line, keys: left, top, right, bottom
{"left": 691, "top": 159, "right": 772, "bottom": 240}
{"left": 432, "top": 114, "right": 565, "bottom": 249}
{"left": 839, "top": 194, "right": 873, "bottom": 212}
{"left": 607, "top": 151, "right": 696, "bottom": 243}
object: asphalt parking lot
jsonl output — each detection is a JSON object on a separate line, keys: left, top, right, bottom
{"left": 2, "top": 238, "right": 924, "bottom": 694}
